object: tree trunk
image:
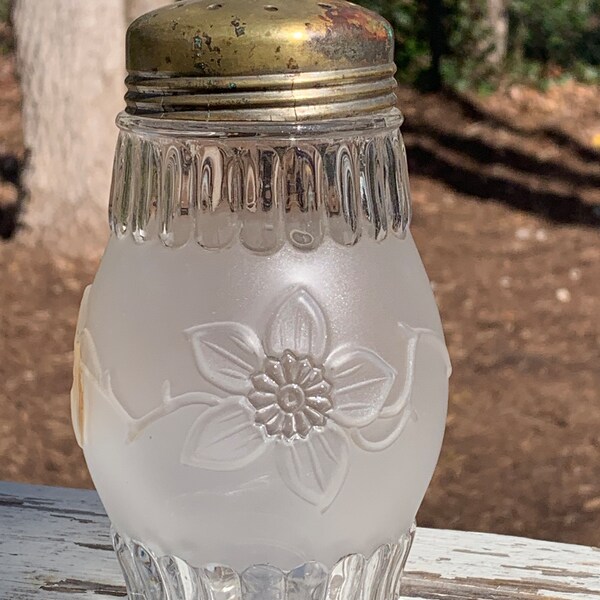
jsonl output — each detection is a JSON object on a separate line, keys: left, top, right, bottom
{"left": 426, "top": 0, "right": 445, "bottom": 91}
{"left": 126, "top": 0, "right": 168, "bottom": 23}
{"left": 484, "top": 0, "right": 509, "bottom": 68}
{"left": 13, "top": 0, "right": 169, "bottom": 259}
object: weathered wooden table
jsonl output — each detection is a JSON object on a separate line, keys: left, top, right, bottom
{"left": 1, "top": 482, "right": 599, "bottom": 600}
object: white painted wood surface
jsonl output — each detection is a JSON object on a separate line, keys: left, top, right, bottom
{"left": 1, "top": 482, "right": 599, "bottom": 599}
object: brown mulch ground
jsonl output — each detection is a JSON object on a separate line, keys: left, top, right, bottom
{"left": 402, "top": 84, "right": 600, "bottom": 547}
{"left": 1, "top": 45, "right": 599, "bottom": 548}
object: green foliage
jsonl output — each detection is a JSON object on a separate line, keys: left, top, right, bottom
{"left": 359, "top": 0, "right": 431, "bottom": 83}
{"left": 355, "top": 0, "right": 600, "bottom": 90}
{"left": 441, "top": 0, "right": 498, "bottom": 90}
{"left": 509, "top": 0, "right": 600, "bottom": 68}
{"left": 578, "top": 0, "right": 600, "bottom": 65}
{"left": 0, "top": 0, "right": 12, "bottom": 56}
{"left": 0, "top": 0, "right": 596, "bottom": 88}
{"left": 0, "top": 0, "right": 10, "bottom": 24}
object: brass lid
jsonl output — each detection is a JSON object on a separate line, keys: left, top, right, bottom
{"left": 126, "top": 0, "right": 398, "bottom": 122}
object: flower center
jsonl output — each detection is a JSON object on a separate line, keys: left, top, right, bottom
{"left": 277, "top": 384, "right": 306, "bottom": 413}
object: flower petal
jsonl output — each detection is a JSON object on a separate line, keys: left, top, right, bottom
{"left": 303, "top": 406, "right": 327, "bottom": 427}
{"left": 282, "top": 414, "right": 296, "bottom": 439}
{"left": 306, "top": 396, "right": 333, "bottom": 413}
{"left": 264, "top": 412, "right": 286, "bottom": 437}
{"left": 248, "top": 390, "right": 277, "bottom": 410}
{"left": 327, "top": 347, "right": 396, "bottom": 428}
{"left": 255, "top": 404, "right": 280, "bottom": 424}
{"left": 264, "top": 359, "right": 287, "bottom": 387}
{"left": 266, "top": 289, "right": 328, "bottom": 361}
{"left": 185, "top": 322, "right": 265, "bottom": 394}
{"left": 299, "top": 367, "right": 327, "bottom": 389}
{"left": 304, "top": 379, "right": 332, "bottom": 397}
{"left": 181, "top": 398, "right": 267, "bottom": 470}
{"left": 276, "top": 425, "right": 349, "bottom": 510}
{"left": 251, "top": 373, "right": 279, "bottom": 394}
{"left": 294, "top": 412, "right": 312, "bottom": 438}
{"left": 281, "top": 351, "right": 301, "bottom": 383}
{"left": 255, "top": 405, "right": 286, "bottom": 437}
{"left": 295, "top": 358, "right": 315, "bottom": 385}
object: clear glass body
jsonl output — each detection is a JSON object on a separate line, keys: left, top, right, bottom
{"left": 72, "top": 112, "right": 451, "bottom": 599}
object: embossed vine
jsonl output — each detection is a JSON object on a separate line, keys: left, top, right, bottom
{"left": 73, "top": 287, "right": 450, "bottom": 511}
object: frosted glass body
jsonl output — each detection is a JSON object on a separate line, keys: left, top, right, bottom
{"left": 78, "top": 233, "right": 449, "bottom": 571}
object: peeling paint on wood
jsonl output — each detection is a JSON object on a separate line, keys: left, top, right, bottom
{"left": 40, "top": 578, "right": 126, "bottom": 597}
{"left": 74, "top": 541, "right": 114, "bottom": 552}
{"left": 1, "top": 482, "right": 599, "bottom": 599}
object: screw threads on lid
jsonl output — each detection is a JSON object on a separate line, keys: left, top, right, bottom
{"left": 126, "top": 0, "right": 398, "bottom": 121}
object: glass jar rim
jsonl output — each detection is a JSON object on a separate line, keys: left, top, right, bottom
{"left": 116, "top": 109, "right": 404, "bottom": 141}
{"left": 110, "top": 106, "right": 411, "bottom": 253}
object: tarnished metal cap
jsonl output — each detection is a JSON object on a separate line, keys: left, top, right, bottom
{"left": 126, "top": 0, "right": 397, "bottom": 121}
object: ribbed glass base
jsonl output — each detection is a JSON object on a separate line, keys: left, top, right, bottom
{"left": 112, "top": 526, "right": 415, "bottom": 600}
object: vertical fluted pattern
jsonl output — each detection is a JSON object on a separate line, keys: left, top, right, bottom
{"left": 109, "top": 127, "right": 412, "bottom": 253}
{"left": 112, "top": 526, "right": 416, "bottom": 600}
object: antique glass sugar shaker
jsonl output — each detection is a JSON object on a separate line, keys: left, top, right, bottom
{"left": 71, "top": 1, "right": 451, "bottom": 598}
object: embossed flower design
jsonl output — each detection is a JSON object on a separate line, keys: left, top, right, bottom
{"left": 74, "top": 284, "right": 450, "bottom": 510}
{"left": 249, "top": 351, "right": 332, "bottom": 440}
{"left": 182, "top": 288, "right": 404, "bottom": 509}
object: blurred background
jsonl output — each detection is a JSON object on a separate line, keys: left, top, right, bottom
{"left": 0, "top": 0, "right": 599, "bottom": 548}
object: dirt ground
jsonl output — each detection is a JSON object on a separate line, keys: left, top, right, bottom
{"left": 1, "top": 46, "right": 599, "bottom": 548}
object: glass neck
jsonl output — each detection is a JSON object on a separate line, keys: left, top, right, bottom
{"left": 109, "top": 111, "right": 411, "bottom": 254}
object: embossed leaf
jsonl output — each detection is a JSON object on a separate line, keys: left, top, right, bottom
{"left": 71, "top": 290, "right": 92, "bottom": 449}
{"left": 186, "top": 323, "right": 265, "bottom": 394}
{"left": 326, "top": 347, "right": 396, "bottom": 428}
{"left": 276, "top": 425, "right": 349, "bottom": 510}
{"left": 352, "top": 411, "right": 413, "bottom": 452}
{"left": 379, "top": 323, "right": 451, "bottom": 419}
{"left": 377, "top": 325, "right": 418, "bottom": 419}
{"left": 266, "top": 289, "right": 328, "bottom": 361}
{"left": 74, "top": 286, "right": 92, "bottom": 341}
{"left": 73, "top": 287, "right": 106, "bottom": 387}
{"left": 71, "top": 341, "right": 85, "bottom": 448}
{"left": 80, "top": 328, "right": 103, "bottom": 384}
{"left": 181, "top": 398, "right": 267, "bottom": 470}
